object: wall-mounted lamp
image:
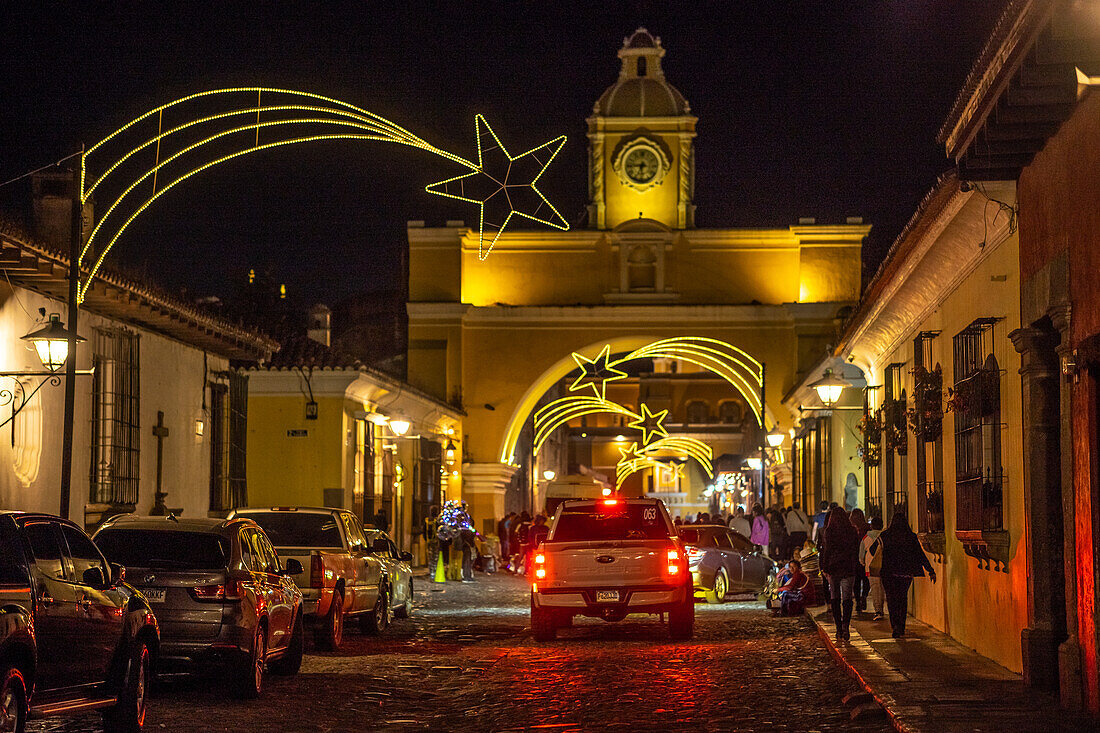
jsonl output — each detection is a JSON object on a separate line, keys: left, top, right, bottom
{"left": 388, "top": 415, "right": 411, "bottom": 436}
{"left": 445, "top": 439, "right": 457, "bottom": 463}
{"left": 22, "top": 313, "right": 83, "bottom": 372}
{"left": 765, "top": 427, "right": 785, "bottom": 448}
{"left": 542, "top": 469, "right": 556, "bottom": 481}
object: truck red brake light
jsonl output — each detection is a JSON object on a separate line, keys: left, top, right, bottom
{"left": 533, "top": 553, "right": 548, "bottom": 582}
{"left": 310, "top": 553, "right": 323, "bottom": 588}
{"left": 666, "top": 546, "right": 683, "bottom": 578}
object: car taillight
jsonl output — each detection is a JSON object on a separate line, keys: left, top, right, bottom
{"left": 189, "top": 580, "right": 242, "bottom": 602}
{"left": 685, "top": 546, "right": 705, "bottom": 565}
{"left": 666, "top": 547, "right": 683, "bottom": 578}
{"left": 533, "top": 553, "right": 548, "bottom": 583}
{"left": 311, "top": 553, "right": 323, "bottom": 588}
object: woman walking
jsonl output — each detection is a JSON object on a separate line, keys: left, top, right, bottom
{"left": 750, "top": 503, "right": 770, "bottom": 551}
{"left": 849, "top": 508, "right": 870, "bottom": 612}
{"left": 820, "top": 505, "right": 860, "bottom": 641}
{"left": 878, "top": 512, "right": 937, "bottom": 638}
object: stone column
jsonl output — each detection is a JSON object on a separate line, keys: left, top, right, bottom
{"left": 1011, "top": 324, "right": 1066, "bottom": 690}
{"left": 1050, "top": 305, "right": 1084, "bottom": 710}
{"left": 461, "top": 462, "right": 518, "bottom": 535}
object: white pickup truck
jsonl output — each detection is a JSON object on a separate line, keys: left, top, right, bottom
{"left": 530, "top": 497, "right": 694, "bottom": 641}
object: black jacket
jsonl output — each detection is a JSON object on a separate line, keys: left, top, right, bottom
{"left": 877, "top": 528, "right": 934, "bottom": 578}
{"left": 820, "top": 523, "right": 861, "bottom": 577}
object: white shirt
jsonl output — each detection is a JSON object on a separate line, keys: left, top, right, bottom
{"left": 785, "top": 508, "right": 811, "bottom": 534}
{"left": 730, "top": 515, "right": 751, "bottom": 538}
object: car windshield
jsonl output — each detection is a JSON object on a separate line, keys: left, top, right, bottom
{"left": 241, "top": 513, "right": 343, "bottom": 548}
{"left": 95, "top": 529, "right": 229, "bottom": 570}
{"left": 550, "top": 503, "right": 670, "bottom": 542}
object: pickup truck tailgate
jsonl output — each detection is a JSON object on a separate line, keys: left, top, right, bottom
{"left": 544, "top": 541, "right": 671, "bottom": 586}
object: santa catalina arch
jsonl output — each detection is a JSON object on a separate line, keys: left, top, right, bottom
{"left": 406, "top": 29, "right": 867, "bottom": 525}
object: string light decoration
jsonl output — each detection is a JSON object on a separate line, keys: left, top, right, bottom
{"left": 614, "top": 437, "right": 712, "bottom": 489}
{"left": 425, "top": 114, "right": 568, "bottom": 259}
{"left": 569, "top": 344, "right": 627, "bottom": 400}
{"left": 532, "top": 395, "right": 640, "bottom": 455}
{"left": 628, "top": 403, "right": 669, "bottom": 445}
{"left": 75, "top": 88, "right": 569, "bottom": 303}
{"left": 566, "top": 338, "right": 764, "bottom": 422}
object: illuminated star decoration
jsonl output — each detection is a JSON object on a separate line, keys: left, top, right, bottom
{"left": 425, "top": 114, "right": 568, "bottom": 260}
{"left": 75, "top": 88, "right": 570, "bottom": 303}
{"left": 628, "top": 403, "right": 669, "bottom": 446}
{"left": 569, "top": 345, "right": 628, "bottom": 400}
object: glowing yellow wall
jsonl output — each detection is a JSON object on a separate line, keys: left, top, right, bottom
{"left": 246, "top": 395, "right": 346, "bottom": 508}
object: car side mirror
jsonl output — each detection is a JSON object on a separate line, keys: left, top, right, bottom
{"left": 110, "top": 562, "right": 125, "bottom": 586}
{"left": 82, "top": 566, "right": 108, "bottom": 588}
{"left": 400, "top": 552, "right": 413, "bottom": 562}
{"left": 284, "top": 558, "right": 304, "bottom": 575}
{"left": 372, "top": 538, "right": 389, "bottom": 553}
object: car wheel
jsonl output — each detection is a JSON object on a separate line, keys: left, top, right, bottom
{"left": 530, "top": 595, "right": 556, "bottom": 641}
{"left": 393, "top": 579, "right": 413, "bottom": 619}
{"left": 704, "top": 568, "right": 729, "bottom": 604}
{"left": 270, "top": 613, "right": 304, "bottom": 676}
{"left": 668, "top": 596, "right": 695, "bottom": 640}
{"left": 360, "top": 586, "right": 389, "bottom": 635}
{"left": 315, "top": 590, "right": 345, "bottom": 651}
{"left": 232, "top": 624, "right": 266, "bottom": 699}
{"left": 103, "top": 639, "right": 150, "bottom": 732}
{"left": 1, "top": 666, "right": 27, "bottom": 733}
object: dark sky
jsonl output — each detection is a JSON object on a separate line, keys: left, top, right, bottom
{"left": 0, "top": 1, "right": 1008, "bottom": 307}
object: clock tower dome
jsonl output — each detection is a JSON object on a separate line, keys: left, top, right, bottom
{"left": 587, "top": 28, "right": 697, "bottom": 230}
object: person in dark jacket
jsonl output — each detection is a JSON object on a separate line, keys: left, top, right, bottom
{"left": 849, "top": 507, "right": 870, "bottom": 613}
{"left": 876, "top": 512, "right": 937, "bottom": 637}
{"left": 820, "top": 505, "right": 861, "bottom": 641}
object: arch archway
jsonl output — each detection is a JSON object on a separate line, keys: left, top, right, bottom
{"left": 498, "top": 335, "right": 774, "bottom": 464}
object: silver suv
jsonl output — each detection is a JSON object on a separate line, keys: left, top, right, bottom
{"left": 94, "top": 515, "right": 304, "bottom": 698}
{"left": 530, "top": 498, "right": 694, "bottom": 641}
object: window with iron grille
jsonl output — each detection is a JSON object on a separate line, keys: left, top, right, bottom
{"left": 861, "top": 387, "right": 883, "bottom": 520}
{"left": 354, "top": 418, "right": 377, "bottom": 525}
{"left": 952, "top": 318, "right": 1004, "bottom": 532}
{"left": 792, "top": 417, "right": 830, "bottom": 512}
{"left": 913, "top": 332, "right": 945, "bottom": 533}
{"left": 883, "top": 364, "right": 908, "bottom": 520}
{"left": 209, "top": 372, "right": 248, "bottom": 512}
{"left": 412, "top": 438, "right": 442, "bottom": 536}
{"left": 90, "top": 328, "right": 140, "bottom": 506}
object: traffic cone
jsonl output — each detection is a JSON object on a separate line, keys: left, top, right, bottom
{"left": 433, "top": 551, "right": 446, "bottom": 583}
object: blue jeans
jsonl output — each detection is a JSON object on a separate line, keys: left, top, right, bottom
{"left": 828, "top": 575, "right": 855, "bottom": 630}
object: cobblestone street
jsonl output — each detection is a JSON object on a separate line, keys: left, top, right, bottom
{"left": 29, "top": 572, "right": 889, "bottom": 732}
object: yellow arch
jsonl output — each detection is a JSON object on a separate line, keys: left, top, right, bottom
{"left": 498, "top": 336, "right": 774, "bottom": 464}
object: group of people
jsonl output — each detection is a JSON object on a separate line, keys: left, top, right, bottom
{"left": 677, "top": 501, "right": 814, "bottom": 562}
{"left": 817, "top": 503, "right": 936, "bottom": 640}
{"left": 496, "top": 511, "right": 550, "bottom": 575}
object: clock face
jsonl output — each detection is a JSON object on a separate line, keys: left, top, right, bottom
{"left": 624, "top": 146, "right": 661, "bottom": 184}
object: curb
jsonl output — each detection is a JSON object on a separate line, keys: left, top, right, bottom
{"left": 811, "top": 611, "right": 918, "bottom": 733}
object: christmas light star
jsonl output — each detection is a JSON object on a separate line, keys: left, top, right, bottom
{"left": 425, "top": 114, "right": 568, "bottom": 260}
{"left": 628, "top": 403, "right": 669, "bottom": 446}
{"left": 570, "top": 345, "right": 628, "bottom": 400}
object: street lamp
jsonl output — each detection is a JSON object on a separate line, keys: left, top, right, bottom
{"left": 542, "top": 469, "right": 556, "bottom": 481}
{"left": 765, "top": 426, "right": 785, "bottom": 448}
{"left": 388, "top": 415, "right": 411, "bottom": 436}
{"left": 21, "top": 313, "right": 83, "bottom": 372}
{"left": 444, "top": 439, "right": 457, "bottom": 463}
{"left": 809, "top": 369, "right": 851, "bottom": 407}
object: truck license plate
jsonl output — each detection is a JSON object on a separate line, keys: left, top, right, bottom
{"left": 141, "top": 588, "right": 166, "bottom": 603}
{"left": 596, "top": 590, "right": 620, "bottom": 602}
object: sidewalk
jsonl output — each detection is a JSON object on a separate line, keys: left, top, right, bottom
{"left": 812, "top": 607, "right": 1097, "bottom": 732}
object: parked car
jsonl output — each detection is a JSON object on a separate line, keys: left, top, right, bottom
{"left": 530, "top": 498, "right": 694, "bottom": 641}
{"left": 230, "top": 507, "right": 388, "bottom": 648}
{"left": 362, "top": 528, "right": 414, "bottom": 618}
{"left": 93, "top": 515, "right": 303, "bottom": 699}
{"left": 678, "top": 524, "right": 776, "bottom": 603}
{"left": 0, "top": 511, "right": 159, "bottom": 732}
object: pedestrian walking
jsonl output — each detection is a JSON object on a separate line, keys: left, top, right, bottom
{"left": 820, "top": 505, "right": 860, "bottom": 641}
{"left": 730, "top": 507, "right": 751, "bottom": 538}
{"left": 750, "top": 503, "right": 769, "bottom": 550}
{"left": 784, "top": 502, "right": 811, "bottom": 554}
{"left": 849, "top": 507, "right": 870, "bottom": 612}
{"left": 498, "top": 512, "right": 515, "bottom": 562}
{"left": 878, "top": 512, "right": 936, "bottom": 638}
{"left": 811, "top": 500, "right": 829, "bottom": 542}
{"left": 861, "top": 515, "right": 885, "bottom": 620}
{"left": 767, "top": 508, "right": 789, "bottom": 560}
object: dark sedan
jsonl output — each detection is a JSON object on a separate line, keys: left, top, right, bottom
{"left": 678, "top": 524, "right": 776, "bottom": 603}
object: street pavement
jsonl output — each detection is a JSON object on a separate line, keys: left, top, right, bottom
{"left": 30, "top": 572, "right": 889, "bottom": 732}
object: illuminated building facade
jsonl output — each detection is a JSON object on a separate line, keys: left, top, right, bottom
{"left": 406, "top": 29, "right": 868, "bottom": 529}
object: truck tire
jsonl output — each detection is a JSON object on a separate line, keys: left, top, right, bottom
{"left": 359, "top": 586, "right": 389, "bottom": 635}
{"left": 315, "top": 590, "right": 344, "bottom": 651}
{"left": 1, "top": 666, "right": 28, "bottom": 733}
{"left": 270, "top": 613, "right": 303, "bottom": 676}
{"left": 531, "top": 596, "right": 556, "bottom": 641}
{"left": 668, "top": 596, "right": 695, "bottom": 640}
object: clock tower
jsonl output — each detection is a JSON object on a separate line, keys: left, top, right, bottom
{"left": 587, "top": 28, "right": 697, "bottom": 230}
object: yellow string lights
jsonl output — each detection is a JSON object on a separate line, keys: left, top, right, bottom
{"left": 75, "top": 88, "right": 568, "bottom": 302}
{"left": 614, "top": 438, "right": 712, "bottom": 489}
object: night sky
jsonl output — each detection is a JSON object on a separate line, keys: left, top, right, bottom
{"left": 0, "top": 1, "right": 1008, "bottom": 309}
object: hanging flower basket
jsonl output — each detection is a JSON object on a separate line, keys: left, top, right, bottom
{"left": 908, "top": 365, "right": 943, "bottom": 440}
